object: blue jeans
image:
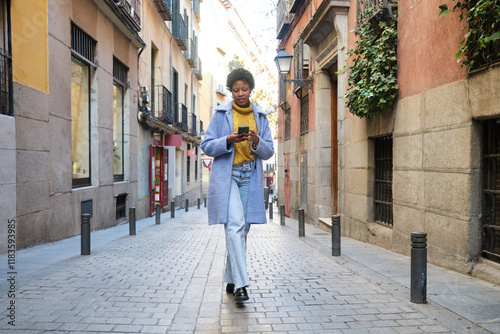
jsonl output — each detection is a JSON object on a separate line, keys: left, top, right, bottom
{"left": 224, "top": 160, "right": 253, "bottom": 290}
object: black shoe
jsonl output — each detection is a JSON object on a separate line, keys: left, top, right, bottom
{"left": 234, "top": 287, "right": 249, "bottom": 302}
{"left": 226, "top": 283, "right": 234, "bottom": 294}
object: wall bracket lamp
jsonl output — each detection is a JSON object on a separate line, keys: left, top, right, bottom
{"left": 274, "top": 48, "right": 313, "bottom": 91}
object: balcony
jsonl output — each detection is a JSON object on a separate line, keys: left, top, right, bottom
{"left": 277, "top": 0, "right": 291, "bottom": 40}
{"left": 192, "top": 0, "right": 200, "bottom": 21}
{"left": 194, "top": 57, "right": 203, "bottom": 81}
{"left": 173, "top": 11, "right": 188, "bottom": 50}
{"left": 185, "top": 38, "right": 196, "bottom": 68}
{"left": 288, "top": 0, "right": 302, "bottom": 13}
{"left": 190, "top": 112, "right": 197, "bottom": 136}
{"left": 119, "top": 0, "right": 142, "bottom": 29}
{"left": 152, "top": 0, "right": 172, "bottom": 21}
{"left": 356, "top": 0, "right": 398, "bottom": 23}
{"left": 179, "top": 104, "right": 188, "bottom": 132}
{"left": 151, "top": 85, "right": 174, "bottom": 123}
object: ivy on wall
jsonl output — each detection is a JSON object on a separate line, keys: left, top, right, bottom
{"left": 439, "top": 0, "right": 500, "bottom": 71}
{"left": 342, "top": 8, "right": 398, "bottom": 118}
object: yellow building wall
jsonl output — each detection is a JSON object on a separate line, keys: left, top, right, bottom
{"left": 11, "top": 0, "right": 49, "bottom": 93}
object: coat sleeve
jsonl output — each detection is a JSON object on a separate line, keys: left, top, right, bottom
{"left": 251, "top": 114, "right": 274, "bottom": 161}
{"left": 200, "top": 112, "right": 233, "bottom": 157}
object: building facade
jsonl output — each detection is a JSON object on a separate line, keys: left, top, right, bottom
{"left": 136, "top": 0, "right": 203, "bottom": 218}
{"left": 277, "top": 0, "right": 500, "bottom": 284}
{"left": 0, "top": 0, "right": 143, "bottom": 251}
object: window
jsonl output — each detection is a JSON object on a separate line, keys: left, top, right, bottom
{"left": 374, "top": 136, "right": 393, "bottom": 226}
{"left": 0, "top": 0, "right": 12, "bottom": 116}
{"left": 195, "top": 146, "right": 198, "bottom": 181}
{"left": 300, "top": 93, "right": 309, "bottom": 135}
{"left": 113, "top": 57, "right": 127, "bottom": 182}
{"left": 482, "top": 120, "right": 500, "bottom": 263}
{"left": 187, "top": 144, "right": 191, "bottom": 183}
{"left": 285, "top": 108, "right": 291, "bottom": 141}
{"left": 71, "top": 23, "right": 96, "bottom": 188}
{"left": 116, "top": 193, "right": 127, "bottom": 220}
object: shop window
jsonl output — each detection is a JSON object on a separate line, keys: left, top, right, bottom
{"left": 482, "top": 120, "right": 500, "bottom": 263}
{"left": 71, "top": 23, "right": 96, "bottom": 188}
{"left": 113, "top": 57, "right": 127, "bottom": 182}
{"left": 374, "top": 136, "right": 393, "bottom": 226}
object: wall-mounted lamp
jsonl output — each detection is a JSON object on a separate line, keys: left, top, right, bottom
{"left": 140, "top": 86, "right": 149, "bottom": 106}
{"left": 274, "top": 47, "right": 313, "bottom": 91}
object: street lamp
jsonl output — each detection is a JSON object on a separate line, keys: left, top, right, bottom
{"left": 274, "top": 47, "right": 313, "bottom": 91}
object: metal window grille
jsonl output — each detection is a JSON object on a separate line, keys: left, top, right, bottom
{"left": 180, "top": 103, "right": 188, "bottom": 131}
{"left": 116, "top": 194, "right": 127, "bottom": 220}
{"left": 0, "top": 0, "right": 11, "bottom": 116}
{"left": 113, "top": 57, "right": 128, "bottom": 87}
{"left": 356, "top": 0, "right": 398, "bottom": 23}
{"left": 195, "top": 147, "right": 198, "bottom": 181}
{"left": 300, "top": 93, "right": 309, "bottom": 135}
{"left": 285, "top": 108, "right": 291, "bottom": 141}
{"left": 187, "top": 144, "right": 191, "bottom": 183}
{"left": 482, "top": 120, "right": 500, "bottom": 263}
{"left": 71, "top": 22, "right": 96, "bottom": 64}
{"left": 374, "top": 136, "right": 393, "bottom": 226}
{"left": 190, "top": 112, "right": 197, "bottom": 136}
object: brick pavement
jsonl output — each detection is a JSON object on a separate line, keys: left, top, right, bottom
{"left": 0, "top": 207, "right": 498, "bottom": 333}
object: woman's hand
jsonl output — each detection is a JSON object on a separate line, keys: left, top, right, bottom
{"left": 227, "top": 132, "right": 247, "bottom": 145}
{"left": 244, "top": 130, "right": 259, "bottom": 147}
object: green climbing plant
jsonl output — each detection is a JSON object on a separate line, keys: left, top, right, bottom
{"left": 342, "top": 8, "right": 398, "bottom": 118}
{"left": 439, "top": 0, "right": 500, "bottom": 71}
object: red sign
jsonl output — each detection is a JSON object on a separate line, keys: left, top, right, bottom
{"left": 202, "top": 158, "right": 212, "bottom": 168}
{"left": 188, "top": 149, "right": 194, "bottom": 157}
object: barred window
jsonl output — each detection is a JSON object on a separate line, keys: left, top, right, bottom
{"left": 482, "top": 120, "right": 500, "bottom": 263}
{"left": 300, "top": 93, "right": 309, "bottom": 135}
{"left": 113, "top": 57, "right": 128, "bottom": 87}
{"left": 71, "top": 22, "right": 96, "bottom": 65}
{"left": 0, "top": 0, "right": 12, "bottom": 116}
{"left": 374, "top": 136, "right": 393, "bottom": 226}
{"left": 285, "top": 108, "right": 291, "bottom": 141}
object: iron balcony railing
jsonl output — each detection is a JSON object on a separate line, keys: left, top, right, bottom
{"left": 151, "top": 85, "right": 174, "bottom": 123}
{"left": 190, "top": 112, "right": 197, "bottom": 136}
{"left": 192, "top": 0, "right": 200, "bottom": 21}
{"left": 277, "top": 0, "right": 291, "bottom": 39}
{"left": 194, "top": 57, "right": 202, "bottom": 80}
{"left": 179, "top": 104, "right": 188, "bottom": 131}
{"left": 356, "top": 0, "right": 398, "bottom": 23}
{"left": 173, "top": 11, "right": 187, "bottom": 50}
{"left": 119, "top": 0, "right": 142, "bottom": 29}
{"left": 185, "top": 38, "right": 196, "bottom": 68}
{"left": 152, "top": 0, "right": 172, "bottom": 21}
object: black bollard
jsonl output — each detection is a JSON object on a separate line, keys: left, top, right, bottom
{"left": 269, "top": 201, "right": 273, "bottom": 219}
{"left": 198, "top": 198, "right": 201, "bottom": 209}
{"left": 411, "top": 232, "right": 427, "bottom": 304}
{"left": 81, "top": 213, "right": 91, "bottom": 255}
{"left": 331, "top": 215, "right": 341, "bottom": 256}
{"left": 185, "top": 199, "right": 189, "bottom": 212}
{"left": 280, "top": 204, "right": 285, "bottom": 226}
{"left": 298, "top": 208, "right": 305, "bottom": 237}
{"left": 155, "top": 203, "right": 161, "bottom": 225}
{"left": 204, "top": 197, "right": 207, "bottom": 208}
{"left": 171, "top": 200, "right": 175, "bottom": 218}
{"left": 264, "top": 187, "right": 269, "bottom": 210}
{"left": 129, "top": 207, "right": 136, "bottom": 236}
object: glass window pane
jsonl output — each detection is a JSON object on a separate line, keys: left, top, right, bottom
{"left": 71, "top": 57, "right": 90, "bottom": 183}
{"left": 113, "top": 83, "right": 124, "bottom": 177}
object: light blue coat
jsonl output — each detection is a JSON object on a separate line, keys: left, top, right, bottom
{"left": 201, "top": 101, "right": 274, "bottom": 225}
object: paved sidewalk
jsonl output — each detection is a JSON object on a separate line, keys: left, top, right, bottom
{"left": 0, "top": 206, "right": 499, "bottom": 333}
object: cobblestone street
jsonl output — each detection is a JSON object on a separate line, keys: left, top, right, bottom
{"left": 1, "top": 207, "right": 499, "bottom": 333}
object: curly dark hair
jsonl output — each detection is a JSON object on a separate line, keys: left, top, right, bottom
{"left": 226, "top": 68, "right": 255, "bottom": 91}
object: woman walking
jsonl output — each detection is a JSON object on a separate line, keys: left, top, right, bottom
{"left": 200, "top": 68, "right": 274, "bottom": 302}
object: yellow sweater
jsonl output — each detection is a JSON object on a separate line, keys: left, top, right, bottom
{"left": 232, "top": 101, "right": 257, "bottom": 165}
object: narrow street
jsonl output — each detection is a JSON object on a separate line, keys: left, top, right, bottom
{"left": 1, "top": 207, "right": 499, "bottom": 333}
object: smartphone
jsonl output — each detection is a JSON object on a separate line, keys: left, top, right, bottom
{"left": 238, "top": 126, "right": 249, "bottom": 134}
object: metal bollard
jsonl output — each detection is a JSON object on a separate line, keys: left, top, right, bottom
{"left": 81, "top": 213, "right": 91, "bottom": 255}
{"left": 155, "top": 203, "right": 161, "bottom": 224}
{"left": 171, "top": 200, "right": 175, "bottom": 218}
{"left": 269, "top": 201, "right": 273, "bottom": 219}
{"left": 185, "top": 199, "right": 189, "bottom": 212}
{"left": 198, "top": 198, "right": 201, "bottom": 209}
{"left": 280, "top": 204, "right": 285, "bottom": 226}
{"left": 129, "top": 207, "right": 136, "bottom": 236}
{"left": 264, "top": 187, "right": 269, "bottom": 210}
{"left": 204, "top": 197, "right": 207, "bottom": 208}
{"left": 331, "top": 215, "right": 341, "bottom": 256}
{"left": 411, "top": 232, "right": 427, "bottom": 304}
{"left": 298, "top": 208, "right": 305, "bottom": 237}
